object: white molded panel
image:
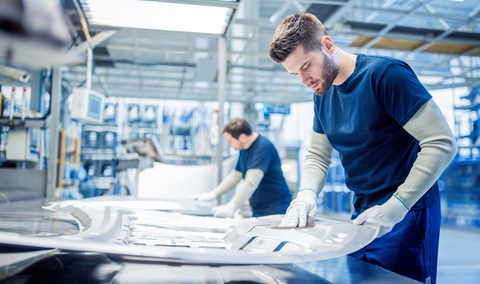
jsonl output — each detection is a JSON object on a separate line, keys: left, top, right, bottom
{"left": 0, "top": 200, "right": 379, "bottom": 264}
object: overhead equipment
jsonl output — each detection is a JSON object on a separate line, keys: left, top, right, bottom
{"left": 70, "top": 88, "right": 104, "bottom": 124}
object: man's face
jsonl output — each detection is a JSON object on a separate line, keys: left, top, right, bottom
{"left": 224, "top": 132, "right": 244, "bottom": 150}
{"left": 282, "top": 45, "right": 338, "bottom": 95}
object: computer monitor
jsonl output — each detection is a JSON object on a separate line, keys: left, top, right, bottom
{"left": 71, "top": 88, "right": 105, "bottom": 123}
{"left": 87, "top": 92, "right": 102, "bottom": 120}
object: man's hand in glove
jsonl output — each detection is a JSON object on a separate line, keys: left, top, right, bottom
{"left": 190, "top": 191, "right": 217, "bottom": 202}
{"left": 352, "top": 194, "right": 410, "bottom": 238}
{"left": 212, "top": 203, "right": 235, "bottom": 218}
{"left": 279, "top": 189, "right": 318, "bottom": 228}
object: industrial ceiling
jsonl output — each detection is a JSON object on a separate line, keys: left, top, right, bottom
{"left": 61, "top": 0, "right": 480, "bottom": 105}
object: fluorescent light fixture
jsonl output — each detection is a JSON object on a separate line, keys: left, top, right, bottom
{"left": 81, "top": 0, "right": 235, "bottom": 34}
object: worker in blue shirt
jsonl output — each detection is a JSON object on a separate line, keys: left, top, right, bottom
{"left": 269, "top": 12, "right": 457, "bottom": 284}
{"left": 191, "top": 118, "right": 292, "bottom": 218}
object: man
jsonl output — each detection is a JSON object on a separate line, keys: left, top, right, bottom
{"left": 191, "top": 118, "right": 292, "bottom": 218}
{"left": 269, "top": 12, "right": 457, "bottom": 284}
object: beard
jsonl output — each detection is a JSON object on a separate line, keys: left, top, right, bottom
{"left": 312, "top": 53, "right": 338, "bottom": 95}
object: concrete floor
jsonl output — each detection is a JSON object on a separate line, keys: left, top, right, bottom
{"left": 437, "top": 226, "right": 480, "bottom": 284}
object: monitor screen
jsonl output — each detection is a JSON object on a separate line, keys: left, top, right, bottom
{"left": 87, "top": 93, "right": 102, "bottom": 119}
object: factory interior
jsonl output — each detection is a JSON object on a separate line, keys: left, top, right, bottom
{"left": 0, "top": 0, "right": 480, "bottom": 283}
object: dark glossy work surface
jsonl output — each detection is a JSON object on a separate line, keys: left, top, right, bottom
{"left": 0, "top": 198, "right": 420, "bottom": 283}
{"left": 0, "top": 250, "right": 421, "bottom": 284}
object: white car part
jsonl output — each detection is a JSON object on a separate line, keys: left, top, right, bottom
{"left": 0, "top": 200, "right": 379, "bottom": 264}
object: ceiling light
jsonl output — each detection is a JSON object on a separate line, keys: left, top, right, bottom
{"left": 81, "top": 0, "right": 236, "bottom": 35}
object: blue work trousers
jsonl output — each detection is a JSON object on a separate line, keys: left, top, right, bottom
{"left": 349, "top": 200, "right": 441, "bottom": 284}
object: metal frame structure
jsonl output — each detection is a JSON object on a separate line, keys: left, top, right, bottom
{"left": 58, "top": 0, "right": 480, "bottom": 105}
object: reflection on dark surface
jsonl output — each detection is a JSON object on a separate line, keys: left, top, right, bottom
{"left": 0, "top": 212, "right": 79, "bottom": 236}
{"left": 297, "top": 257, "right": 422, "bottom": 284}
{"left": 0, "top": 252, "right": 332, "bottom": 284}
{"left": 0, "top": 199, "right": 79, "bottom": 236}
{"left": 1, "top": 252, "right": 118, "bottom": 284}
{"left": 0, "top": 251, "right": 422, "bottom": 284}
{"left": 0, "top": 249, "right": 58, "bottom": 278}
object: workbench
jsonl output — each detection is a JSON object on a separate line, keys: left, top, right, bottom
{"left": 0, "top": 196, "right": 421, "bottom": 283}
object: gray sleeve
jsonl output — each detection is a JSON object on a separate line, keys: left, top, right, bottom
{"left": 213, "top": 170, "right": 243, "bottom": 196}
{"left": 398, "top": 99, "right": 458, "bottom": 207}
{"left": 299, "top": 131, "right": 334, "bottom": 194}
{"left": 227, "top": 169, "right": 264, "bottom": 210}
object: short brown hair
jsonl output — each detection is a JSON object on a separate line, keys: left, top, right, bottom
{"left": 223, "top": 118, "right": 252, "bottom": 139}
{"left": 269, "top": 12, "right": 328, "bottom": 63}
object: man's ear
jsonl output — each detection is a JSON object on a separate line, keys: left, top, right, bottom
{"left": 321, "top": 36, "right": 335, "bottom": 55}
{"left": 238, "top": 133, "right": 247, "bottom": 142}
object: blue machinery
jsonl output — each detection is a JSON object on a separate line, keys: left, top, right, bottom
{"left": 443, "top": 85, "right": 480, "bottom": 229}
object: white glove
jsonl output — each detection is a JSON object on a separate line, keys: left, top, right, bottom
{"left": 190, "top": 191, "right": 217, "bottom": 201}
{"left": 212, "top": 203, "right": 235, "bottom": 218}
{"left": 279, "top": 189, "right": 318, "bottom": 228}
{"left": 352, "top": 194, "right": 410, "bottom": 238}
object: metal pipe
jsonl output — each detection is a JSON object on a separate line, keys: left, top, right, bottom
{"left": 21, "top": 87, "right": 26, "bottom": 122}
{"left": 45, "top": 67, "right": 62, "bottom": 200}
{"left": 9, "top": 87, "right": 15, "bottom": 124}
{"left": 217, "top": 36, "right": 226, "bottom": 186}
{"left": 72, "top": 0, "right": 93, "bottom": 90}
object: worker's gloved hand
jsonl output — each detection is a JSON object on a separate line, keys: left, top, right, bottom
{"left": 190, "top": 191, "right": 217, "bottom": 202}
{"left": 212, "top": 203, "right": 235, "bottom": 218}
{"left": 352, "top": 194, "right": 410, "bottom": 238}
{"left": 279, "top": 189, "right": 318, "bottom": 228}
